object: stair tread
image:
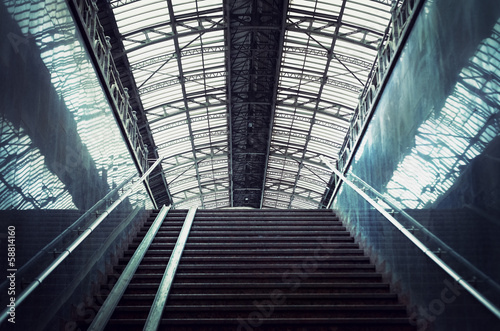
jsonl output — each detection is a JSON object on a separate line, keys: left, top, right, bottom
{"left": 125, "top": 282, "right": 389, "bottom": 288}
{"left": 114, "top": 304, "right": 407, "bottom": 311}
{"left": 134, "top": 243, "right": 360, "bottom": 247}
{"left": 187, "top": 227, "right": 345, "bottom": 230}
{"left": 121, "top": 293, "right": 398, "bottom": 299}
{"left": 184, "top": 236, "right": 349, "bottom": 239}
{"left": 125, "top": 248, "right": 365, "bottom": 254}
{"left": 131, "top": 272, "right": 383, "bottom": 277}
{"left": 117, "top": 263, "right": 375, "bottom": 269}
{"left": 140, "top": 237, "right": 355, "bottom": 241}
{"left": 108, "top": 317, "right": 412, "bottom": 324}
{"left": 134, "top": 256, "right": 370, "bottom": 261}
{"left": 90, "top": 211, "right": 413, "bottom": 330}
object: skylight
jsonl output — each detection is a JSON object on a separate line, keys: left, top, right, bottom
{"left": 110, "top": 0, "right": 393, "bottom": 209}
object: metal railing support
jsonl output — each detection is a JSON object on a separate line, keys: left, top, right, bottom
{"left": 143, "top": 206, "right": 197, "bottom": 331}
{"left": 0, "top": 157, "right": 164, "bottom": 325}
{"left": 334, "top": 0, "right": 424, "bottom": 196}
{"left": 88, "top": 204, "right": 171, "bottom": 330}
{"left": 68, "top": 0, "right": 150, "bottom": 175}
{"left": 321, "top": 156, "right": 500, "bottom": 320}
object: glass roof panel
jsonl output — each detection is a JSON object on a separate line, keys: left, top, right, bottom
{"left": 110, "top": 0, "right": 392, "bottom": 208}
{"left": 262, "top": 0, "right": 392, "bottom": 208}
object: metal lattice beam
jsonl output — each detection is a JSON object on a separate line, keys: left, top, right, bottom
{"left": 160, "top": 0, "right": 205, "bottom": 207}
{"left": 226, "top": 0, "right": 287, "bottom": 208}
{"left": 283, "top": 0, "right": 348, "bottom": 209}
{"left": 94, "top": 0, "right": 396, "bottom": 209}
{"left": 96, "top": 0, "right": 172, "bottom": 207}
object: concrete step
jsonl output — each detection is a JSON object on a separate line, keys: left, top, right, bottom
{"left": 84, "top": 209, "right": 414, "bottom": 331}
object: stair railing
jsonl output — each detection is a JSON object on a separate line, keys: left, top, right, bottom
{"left": 320, "top": 156, "right": 500, "bottom": 320}
{"left": 345, "top": 171, "right": 500, "bottom": 296}
{"left": 0, "top": 172, "right": 135, "bottom": 298}
{"left": 88, "top": 204, "right": 172, "bottom": 330}
{"left": 0, "top": 156, "right": 164, "bottom": 325}
{"left": 88, "top": 206, "right": 197, "bottom": 331}
{"left": 144, "top": 206, "right": 197, "bottom": 330}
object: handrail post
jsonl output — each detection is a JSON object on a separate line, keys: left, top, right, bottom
{"left": 320, "top": 156, "right": 500, "bottom": 320}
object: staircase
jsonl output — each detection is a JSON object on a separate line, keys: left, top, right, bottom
{"left": 85, "top": 209, "right": 415, "bottom": 330}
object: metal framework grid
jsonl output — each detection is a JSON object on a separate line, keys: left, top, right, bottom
{"left": 102, "top": 0, "right": 393, "bottom": 209}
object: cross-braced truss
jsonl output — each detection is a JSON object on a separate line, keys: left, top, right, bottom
{"left": 99, "top": 0, "right": 393, "bottom": 209}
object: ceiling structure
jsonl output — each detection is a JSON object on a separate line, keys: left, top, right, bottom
{"left": 96, "top": 0, "right": 393, "bottom": 209}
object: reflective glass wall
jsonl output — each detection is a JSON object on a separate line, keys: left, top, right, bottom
{"left": 333, "top": 0, "right": 500, "bottom": 330}
{"left": 0, "top": 0, "right": 154, "bottom": 329}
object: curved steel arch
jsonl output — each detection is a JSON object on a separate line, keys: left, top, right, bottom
{"left": 122, "top": 19, "right": 225, "bottom": 54}
{"left": 131, "top": 46, "right": 226, "bottom": 70}
{"left": 139, "top": 71, "right": 227, "bottom": 95}
{"left": 100, "top": 0, "right": 394, "bottom": 209}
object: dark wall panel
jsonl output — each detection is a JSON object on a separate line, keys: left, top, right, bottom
{"left": 333, "top": 0, "right": 500, "bottom": 330}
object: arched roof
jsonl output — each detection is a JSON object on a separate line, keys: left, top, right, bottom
{"left": 103, "top": 0, "right": 393, "bottom": 209}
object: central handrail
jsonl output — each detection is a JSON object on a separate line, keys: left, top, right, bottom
{"left": 88, "top": 204, "right": 171, "bottom": 330}
{"left": 0, "top": 156, "right": 164, "bottom": 325}
{"left": 144, "top": 206, "right": 197, "bottom": 331}
{"left": 320, "top": 156, "right": 500, "bottom": 320}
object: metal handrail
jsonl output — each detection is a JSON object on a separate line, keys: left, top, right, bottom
{"left": 0, "top": 156, "right": 164, "bottom": 325}
{"left": 0, "top": 172, "right": 136, "bottom": 295}
{"left": 144, "top": 206, "right": 197, "bottom": 331}
{"left": 347, "top": 172, "right": 500, "bottom": 294}
{"left": 321, "top": 156, "right": 500, "bottom": 320}
{"left": 88, "top": 204, "right": 171, "bottom": 330}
